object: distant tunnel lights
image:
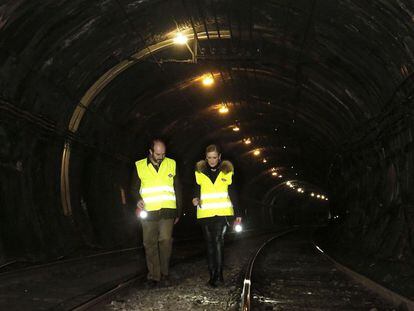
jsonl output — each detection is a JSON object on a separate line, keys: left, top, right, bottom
{"left": 243, "top": 138, "right": 251, "bottom": 145}
{"left": 232, "top": 126, "right": 240, "bottom": 132}
{"left": 253, "top": 150, "right": 261, "bottom": 156}
{"left": 219, "top": 103, "right": 229, "bottom": 114}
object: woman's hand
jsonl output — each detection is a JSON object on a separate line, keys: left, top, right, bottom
{"left": 192, "top": 197, "right": 200, "bottom": 206}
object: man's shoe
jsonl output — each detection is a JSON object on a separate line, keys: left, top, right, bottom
{"left": 160, "top": 275, "right": 172, "bottom": 287}
{"left": 144, "top": 279, "right": 159, "bottom": 289}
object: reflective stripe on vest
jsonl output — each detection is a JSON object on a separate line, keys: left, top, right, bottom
{"left": 195, "top": 170, "right": 234, "bottom": 219}
{"left": 136, "top": 157, "right": 177, "bottom": 211}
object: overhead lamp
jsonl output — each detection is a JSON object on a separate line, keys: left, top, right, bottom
{"left": 243, "top": 138, "right": 251, "bottom": 145}
{"left": 173, "top": 33, "right": 188, "bottom": 45}
{"left": 202, "top": 74, "right": 214, "bottom": 86}
{"left": 311, "top": 192, "right": 315, "bottom": 197}
{"left": 173, "top": 32, "right": 188, "bottom": 45}
{"left": 263, "top": 159, "right": 267, "bottom": 163}
{"left": 321, "top": 195, "right": 325, "bottom": 199}
{"left": 317, "top": 194, "right": 321, "bottom": 198}
{"left": 278, "top": 175, "right": 283, "bottom": 178}
{"left": 219, "top": 103, "right": 229, "bottom": 114}
{"left": 253, "top": 149, "right": 261, "bottom": 156}
{"left": 272, "top": 172, "right": 277, "bottom": 176}
{"left": 232, "top": 125, "right": 240, "bottom": 132}
{"left": 325, "top": 197, "right": 329, "bottom": 201}
{"left": 271, "top": 167, "right": 276, "bottom": 171}
{"left": 297, "top": 188, "right": 302, "bottom": 192}
{"left": 286, "top": 181, "right": 291, "bottom": 186}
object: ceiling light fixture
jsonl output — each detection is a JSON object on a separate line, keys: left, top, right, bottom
{"left": 173, "top": 33, "right": 188, "bottom": 45}
{"left": 202, "top": 74, "right": 214, "bottom": 86}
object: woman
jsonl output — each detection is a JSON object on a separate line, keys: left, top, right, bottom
{"left": 192, "top": 144, "right": 242, "bottom": 287}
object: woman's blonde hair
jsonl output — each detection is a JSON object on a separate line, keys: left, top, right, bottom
{"left": 205, "top": 144, "right": 221, "bottom": 154}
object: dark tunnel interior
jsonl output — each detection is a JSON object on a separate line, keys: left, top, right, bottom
{"left": 0, "top": 0, "right": 413, "bottom": 296}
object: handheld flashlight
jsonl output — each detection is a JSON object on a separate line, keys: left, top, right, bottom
{"left": 140, "top": 209, "right": 148, "bottom": 219}
{"left": 137, "top": 207, "right": 148, "bottom": 219}
{"left": 234, "top": 223, "right": 243, "bottom": 233}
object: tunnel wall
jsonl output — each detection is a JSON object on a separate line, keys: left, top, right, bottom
{"left": 328, "top": 79, "right": 414, "bottom": 265}
{"left": 0, "top": 108, "right": 140, "bottom": 263}
{"left": 0, "top": 111, "right": 78, "bottom": 262}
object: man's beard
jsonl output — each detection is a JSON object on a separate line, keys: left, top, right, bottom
{"left": 151, "top": 155, "right": 162, "bottom": 164}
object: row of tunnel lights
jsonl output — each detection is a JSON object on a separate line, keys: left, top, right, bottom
{"left": 218, "top": 99, "right": 330, "bottom": 201}
{"left": 174, "top": 32, "right": 329, "bottom": 202}
{"left": 286, "top": 181, "right": 329, "bottom": 201}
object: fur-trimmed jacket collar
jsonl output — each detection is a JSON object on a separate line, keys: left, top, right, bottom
{"left": 196, "top": 160, "right": 234, "bottom": 174}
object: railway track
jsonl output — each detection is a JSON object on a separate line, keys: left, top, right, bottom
{"left": 0, "top": 229, "right": 260, "bottom": 310}
{"left": 5, "top": 228, "right": 408, "bottom": 310}
{"left": 240, "top": 229, "right": 414, "bottom": 311}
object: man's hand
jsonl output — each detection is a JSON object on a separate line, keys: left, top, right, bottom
{"left": 233, "top": 217, "right": 242, "bottom": 226}
{"left": 192, "top": 198, "right": 200, "bottom": 206}
{"left": 174, "top": 217, "right": 180, "bottom": 225}
{"left": 137, "top": 199, "right": 145, "bottom": 209}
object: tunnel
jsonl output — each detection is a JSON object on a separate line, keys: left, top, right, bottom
{"left": 0, "top": 0, "right": 413, "bottom": 304}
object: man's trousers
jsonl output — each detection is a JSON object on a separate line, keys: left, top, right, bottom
{"left": 141, "top": 218, "right": 174, "bottom": 281}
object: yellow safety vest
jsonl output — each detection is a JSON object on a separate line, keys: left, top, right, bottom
{"left": 135, "top": 157, "right": 177, "bottom": 211}
{"left": 195, "top": 170, "right": 234, "bottom": 219}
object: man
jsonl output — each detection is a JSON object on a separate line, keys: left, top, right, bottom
{"left": 131, "top": 139, "right": 181, "bottom": 287}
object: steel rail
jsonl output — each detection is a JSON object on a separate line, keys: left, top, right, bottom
{"left": 0, "top": 234, "right": 210, "bottom": 277}
{"left": 71, "top": 274, "right": 140, "bottom": 311}
{"left": 314, "top": 242, "right": 414, "bottom": 311}
{"left": 0, "top": 247, "right": 139, "bottom": 278}
{"left": 240, "top": 229, "right": 296, "bottom": 311}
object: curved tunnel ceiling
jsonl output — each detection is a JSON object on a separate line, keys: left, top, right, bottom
{"left": 2, "top": 0, "right": 414, "bottom": 215}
